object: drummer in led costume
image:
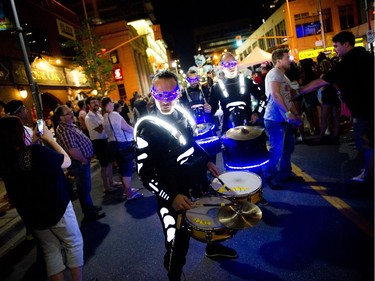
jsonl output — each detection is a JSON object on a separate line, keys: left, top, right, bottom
{"left": 180, "top": 66, "right": 213, "bottom": 125}
{"left": 208, "top": 52, "right": 264, "bottom": 134}
{"left": 134, "top": 71, "right": 238, "bottom": 281}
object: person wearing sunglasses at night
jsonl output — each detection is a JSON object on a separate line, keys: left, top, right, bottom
{"left": 134, "top": 70, "right": 238, "bottom": 281}
{"left": 179, "top": 66, "right": 213, "bottom": 126}
{"left": 208, "top": 52, "right": 263, "bottom": 134}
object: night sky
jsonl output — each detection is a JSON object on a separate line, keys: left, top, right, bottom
{"left": 152, "top": 1, "right": 275, "bottom": 70}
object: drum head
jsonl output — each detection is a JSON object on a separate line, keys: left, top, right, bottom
{"left": 211, "top": 171, "right": 262, "bottom": 197}
{"left": 186, "top": 196, "right": 232, "bottom": 230}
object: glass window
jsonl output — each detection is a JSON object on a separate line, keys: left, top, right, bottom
{"left": 339, "top": 4, "right": 355, "bottom": 29}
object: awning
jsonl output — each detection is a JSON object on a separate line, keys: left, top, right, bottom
{"left": 238, "top": 47, "right": 272, "bottom": 68}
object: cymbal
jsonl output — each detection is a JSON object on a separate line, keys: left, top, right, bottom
{"left": 225, "top": 126, "right": 264, "bottom": 141}
{"left": 218, "top": 201, "right": 262, "bottom": 230}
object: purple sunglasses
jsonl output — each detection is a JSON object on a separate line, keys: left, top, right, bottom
{"left": 221, "top": 60, "right": 238, "bottom": 68}
{"left": 186, "top": 76, "right": 200, "bottom": 83}
{"left": 151, "top": 85, "right": 181, "bottom": 101}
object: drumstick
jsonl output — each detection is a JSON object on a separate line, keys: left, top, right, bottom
{"left": 191, "top": 202, "right": 234, "bottom": 207}
{"left": 216, "top": 176, "right": 231, "bottom": 191}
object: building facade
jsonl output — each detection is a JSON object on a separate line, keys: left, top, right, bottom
{"left": 0, "top": 0, "right": 167, "bottom": 124}
{"left": 236, "top": 0, "right": 373, "bottom": 63}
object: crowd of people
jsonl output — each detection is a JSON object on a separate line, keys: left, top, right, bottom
{"left": 0, "top": 30, "right": 373, "bottom": 281}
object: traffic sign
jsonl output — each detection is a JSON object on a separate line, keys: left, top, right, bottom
{"left": 366, "top": 30, "right": 374, "bottom": 43}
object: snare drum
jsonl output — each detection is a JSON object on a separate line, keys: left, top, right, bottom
{"left": 210, "top": 171, "right": 263, "bottom": 204}
{"left": 185, "top": 196, "right": 237, "bottom": 243}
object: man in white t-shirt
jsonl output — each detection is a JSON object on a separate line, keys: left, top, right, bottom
{"left": 85, "top": 97, "right": 121, "bottom": 193}
{"left": 263, "top": 48, "right": 303, "bottom": 189}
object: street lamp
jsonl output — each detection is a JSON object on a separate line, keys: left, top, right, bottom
{"left": 171, "top": 60, "right": 178, "bottom": 76}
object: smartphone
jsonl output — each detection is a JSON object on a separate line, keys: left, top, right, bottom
{"left": 37, "top": 119, "right": 44, "bottom": 135}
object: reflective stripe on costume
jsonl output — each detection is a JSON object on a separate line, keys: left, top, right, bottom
{"left": 217, "top": 73, "right": 245, "bottom": 97}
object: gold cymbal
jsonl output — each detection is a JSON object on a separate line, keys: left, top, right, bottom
{"left": 218, "top": 201, "right": 262, "bottom": 230}
{"left": 225, "top": 126, "right": 264, "bottom": 141}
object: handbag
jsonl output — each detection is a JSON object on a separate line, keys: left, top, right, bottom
{"left": 108, "top": 113, "right": 135, "bottom": 160}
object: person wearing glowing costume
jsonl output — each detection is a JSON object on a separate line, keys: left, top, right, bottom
{"left": 208, "top": 52, "right": 263, "bottom": 134}
{"left": 180, "top": 66, "right": 213, "bottom": 126}
{"left": 134, "top": 71, "right": 238, "bottom": 281}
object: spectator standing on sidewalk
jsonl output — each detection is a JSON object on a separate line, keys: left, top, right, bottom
{"left": 101, "top": 97, "right": 143, "bottom": 201}
{"left": 0, "top": 116, "right": 84, "bottom": 281}
{"left": 4, "top": 99, "right": 33, "bottom": 145}
{"left": 85, "top": 97, "right": 121, "bottom": 194}
{"left": 263, "top": 48, "right": 303, "bottom": 190}
{"left": 77, "top": 100, "right": 89, "bottom": 137}
{"left": 300, "top": 31, "right": 374, "bottom": 183}
{"left": 55, "top": 105, "right": 106, "bottom": 221}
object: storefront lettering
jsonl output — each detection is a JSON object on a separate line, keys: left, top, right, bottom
{"left": 31, "top": 69, "right": 63, "bottom": 82}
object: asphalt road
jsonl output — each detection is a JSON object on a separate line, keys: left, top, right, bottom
{"left": 1, "top": 130, "right": 373, "bottom": 281}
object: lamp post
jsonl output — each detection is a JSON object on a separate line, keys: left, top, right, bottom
{"left": 10, "top": 0, "right": 43, "bottom": 119}
{"left": 171, "top": 60, "right": 179, "bottom": 76}
{"left": 318, "top": 0, "right": 326, "bottom": 51}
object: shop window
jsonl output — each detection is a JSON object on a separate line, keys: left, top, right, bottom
{"left": 258, "top": 38, "right": 266, "bottom": 50}
{"left": 23, "top": 23, "right": 51, "bottom": 55}
{"left": 339, "top": 4, "right": 355, "bottom": 29}
{"left": 275, "top": 20, "right": 286, "bottom": 45}
{"left": 58, "top": 36, "right": 76, "bottom": 58}
{"left": 266, "top": 29, "right": 276, "bottom": 49}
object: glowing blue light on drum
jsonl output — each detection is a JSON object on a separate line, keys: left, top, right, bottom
{"left": 196, "top": 135, "right": 219, "bottom": 145}
{"left": 196, "top": 123, "right": 216, "bottom": 137}
{"left": 195, "top": 136, "right": 221, "bottom": 156}
{"left": 224, "top": 159, "right": 269, "bottom": 171}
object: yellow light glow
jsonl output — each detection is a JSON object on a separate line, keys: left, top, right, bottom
{"left": 19, "top": 89, "right": 27, "bottom": 99}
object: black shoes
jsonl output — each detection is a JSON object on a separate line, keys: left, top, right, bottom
{"left": 94, "top": 205, "right": 102, "bottom": 212}
{"left": 84, "top": 211, "right": 106, "bottom": 221}
{"left": 266, "top": 177, "right": 283, "bottom": 190}
{"left": 205, "top": 243, "right": 238, "bottom": 259}
{"left": 257, "top": 197, "right": 269, "bottom": 206}
{"left": 279, "top": 175, "right": 304, "bottom": 183}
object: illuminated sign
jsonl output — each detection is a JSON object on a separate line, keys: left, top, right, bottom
{"left": 113, "top": 66, "right": 123, "bottom": 81}
{"left": 56, "top": 19, "right": 76, "bottom": 40}
{"left": 298, "top": 38, "right": 364, "bottom": 60}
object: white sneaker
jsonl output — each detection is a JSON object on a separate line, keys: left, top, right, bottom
{"left": 352, "top": 170, "right": 369, "bottom": 183}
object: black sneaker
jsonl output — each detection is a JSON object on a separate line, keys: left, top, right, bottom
{"left": 266, "top": 177, "right": 283, "bottom": 190}
{"left": 205, "top": 243, "right": 238, "bottom": 259}
{"left": 94, "top": 205, "right": 102, "bottom": 212}
{"left": 257, "top": 197, "right": 269, "bottom": 206}
{"left": 84, "top": 211, "right": 106, "bottom": 221}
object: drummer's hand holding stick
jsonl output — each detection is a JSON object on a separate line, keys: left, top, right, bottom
{"left": 250, "top": 112, "right": 259, "bottom": 124}
{"left": 172, "top": 194, "right": 192, "bottom": 211}
{"left": 203, "top": 103, "right": 211, "bottom": 113}
{"left": 207, "top": 162, "right": 231, "bottom": 192}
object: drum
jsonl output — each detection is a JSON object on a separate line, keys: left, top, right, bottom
{"left": 221, "top": 126, "right": 269, "bottom": 171}
{"left": 195, "top": 122, "right": 216, "bottom": 140}
{"left": 210, "top": 171, "right": 263, "bottom": 204}
{"left": 195, "top": 135, "right": 221, "bottom": 156}
{"left": 191, "top": 104, "right": 208, "bottom": 125}
{"left": 185, "top": 196, "right": 237, "bottom": 243}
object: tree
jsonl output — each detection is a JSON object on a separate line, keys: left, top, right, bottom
{"left": 64, "top": 19, "right": 115, "bottom": 98}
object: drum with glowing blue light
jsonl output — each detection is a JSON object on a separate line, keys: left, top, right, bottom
{"left": 195, "top": 135, "right": 222, "bottom": 156}
{"left": 195, "top": 122, "right": 216, "bottom": 140}
{"left": 221, "top": 126, "right": 269, "bottom": 171}
{"left": 191, "top": 104, "right": 212, "bottom": 125}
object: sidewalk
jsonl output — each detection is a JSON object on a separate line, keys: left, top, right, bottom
{"left": 0, "top": 160, "right": 100, "bottom": 258}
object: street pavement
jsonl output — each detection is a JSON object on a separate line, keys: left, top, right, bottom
{"left": 0, "top": 130, "right": 373, "bottom": 281}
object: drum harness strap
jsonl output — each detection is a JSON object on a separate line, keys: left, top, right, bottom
{"left": 184, "top": 86, "right": 208, "bottom": 104}
{"left": 218, "top": 74, "right": 263, "bottom": 114}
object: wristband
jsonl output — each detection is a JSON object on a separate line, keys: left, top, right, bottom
{"left": 284, "top": 110, "right": 292, "bottom": 117}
